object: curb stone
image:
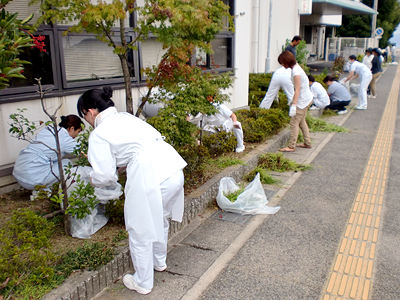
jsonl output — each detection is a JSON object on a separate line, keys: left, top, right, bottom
{"left": 41, "top": 127, "right": 291, "bottom": 300}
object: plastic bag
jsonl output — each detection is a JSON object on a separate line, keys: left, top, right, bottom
{"left": 216, "top": 173, "right": 281, "bottom": 215}
{"left": 349, "top": 83, "right": 359, "bottom": 97}
{"left": 67, "top": 166, "right": 123, "bottom": 239}
{"left": 70, "top": 205, "right": 108, "bottom": 239}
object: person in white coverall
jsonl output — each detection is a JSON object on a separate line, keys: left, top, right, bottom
{"left": 344, "top": 55, "right": 372, "bottom": 110}
{"left": 308, "top": 75, "right": 330, "bottom": 109}
{"left": 202, "top": 102, "right": 245, "bottom": 153}
{"left": 259, "top": 66, "right": 294, "bottom": 109}
{"left": 13, "top": 115, "right": 83, "bottom": 190}
{"left": 77, "top": 87, "right": 187, "bottom": 295}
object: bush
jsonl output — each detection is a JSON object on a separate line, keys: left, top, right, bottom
{"left": 332, "top": 56, "right": 345, "bottom": 76}
{"left": 178, "top": 144, "right": 210, "bottom": 187}
{"left": 202, "top": 129, "right": 237, "bottom": 156}
{"left": 0, "top": 209, "right": 56, "bottom": 298}
{"left": 249, "top": 73, "right": 272, "bottom": 92}
{"left": 236, "top": 108, "right": 289, "bottom": 143}
{"left": 249, "top": 90, "right": 266, "bottom": 107}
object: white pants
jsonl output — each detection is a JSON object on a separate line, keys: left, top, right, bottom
{"left": 358, "top": 74, "right": 372, "bottom": 108}
{"left": 222, "top": 119, "right": 244, "bottom": 148}
{"left": 128, "top": 170, "right": 184, "bottom": 290}
{"left": 259, "top": 73, "right": 294, "bottom": 109}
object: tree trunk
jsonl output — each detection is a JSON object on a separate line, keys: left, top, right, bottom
{"left": 119, "top": 19, "right": 134, "bottom": 115}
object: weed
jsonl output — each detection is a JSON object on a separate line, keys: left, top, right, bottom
{"left": 244, "top": 167, "right": 280, "bottom": 184}
{"left": 56, "top": 242, "right": 114, "bottom": 275}
{"left": 112, "top": 229, "right": 128, "bottom": 243}
{"left": 322, "top": 109, "right": 338, "bottom": 117}
{"left": 306, "top": 115, "right": 348, "bottom": 133}
{"left": 223, "top": 187, "right": 245, "bottom": 203}
{"left": 209, "top": 157, "right": 245, "bottom": 169}
{"left": 258, "top": 152, "right": 312, "bottom": 172}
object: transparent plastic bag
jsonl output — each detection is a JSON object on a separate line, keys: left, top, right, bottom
{"left": 216, "top": 173, "right": 281, "bottom": 215}
{"left": 349, "top": 83, "right": 359, "bottom": 97}
{"left": 70, "top": 205, "right": 108, "bottom": 239}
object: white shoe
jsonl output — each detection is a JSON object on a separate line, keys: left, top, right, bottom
{"left": 123, "top": 274, "right": 152, "bottom": 295}
{"left": 337, "top": 109, "right": 348, "bottom": 115}
{"left": 235, "top": 145, "right": 245, "bottom": 153}
{"left": 309, "top": 105, "right": 319, "bottom": 111}
{"left": 368, "top": 95, "right": 372, "bottom": 98}
{"left": 372, "top": 95, "right": 377, "bottom": 99}
{"left": 356, "top": 106, "right": 367, "bottom": 110}
{"left": 154, "top": 264, "right": 167, "bottom": 272}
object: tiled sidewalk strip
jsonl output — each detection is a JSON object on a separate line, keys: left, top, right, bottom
{"left": 320, "top": 66, "right": 400, "bottom": 300}
{"left": 42, "top": 128, "right": 291, "bottom": 300}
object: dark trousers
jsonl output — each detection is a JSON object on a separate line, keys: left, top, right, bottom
{"left": 328, "top": 100, "right": 351, "bottom": 111}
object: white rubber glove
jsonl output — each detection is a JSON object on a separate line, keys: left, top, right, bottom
{"left": 289, "top": 105, "right": 297, "bottom": 117}
{"left": 233, "top": 121, "right": 241, "bottom": 129}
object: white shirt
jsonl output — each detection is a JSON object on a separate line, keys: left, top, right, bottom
{"left": 350, "top": 60, "right": 372, "bottom": 78}
{"left": 362, "top": 54, "right": 373, "bottom": 70}
{"left": 203, "top": 103, "right": 233, "bottom": 127}
{"left": 292, "top": 64, "right": 313, "bottom": 109}
{"left": 88, "top": 107, "right": 187, "bottom": 242}
{"left": 310, "top": 82, "right": 330, "bottom": 108}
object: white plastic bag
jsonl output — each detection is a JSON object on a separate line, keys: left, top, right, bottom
{"left": 349, "top": 83, "right": 359, "bottom": 97}
{"left": 70, "top": 206, "right": 108, "bottom": 239}
{"left": 216, "top": 173, "right": 281, "bottom": 215}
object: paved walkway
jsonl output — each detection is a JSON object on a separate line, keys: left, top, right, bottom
{"left": 93, "top": 64, "right": 400, "bottom": 300}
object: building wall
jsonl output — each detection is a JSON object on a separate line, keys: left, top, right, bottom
{"left": 250, "top": 0, "right": 300, "bottom": 73}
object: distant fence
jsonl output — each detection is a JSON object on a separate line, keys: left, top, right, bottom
{"left": 325, "top": 37, "right": 379, "bottom": 62}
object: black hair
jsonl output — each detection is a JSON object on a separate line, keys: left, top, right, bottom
{"left": 59, "top": 115, "right": 84, "bottom": 130}
{"left": 77, "top": 87, "right": 115, "bottom": 118}
{"left": 308, "top": 75, "right": 315, "bottom": 82}
{"left": 323, "top": 75, "right": 335, "bottom": 83}
{"left": 366, "top": 48, "right": 373, "bottom": 54}
{"left": 349, "top": 55, "right": 357, "bottom": 61}
{"left": 372, "top": 48, "right": 381, "bottom": 55}
{"left": 292, "top": 36, "right": 302, "bottom": 42}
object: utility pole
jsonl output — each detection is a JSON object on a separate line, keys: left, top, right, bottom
{"left": 371, "top": 0, "right": 378, "bottom": 38}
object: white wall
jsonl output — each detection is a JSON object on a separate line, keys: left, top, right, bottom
{"left": 250, "top": 0, "right": 300, "bottom": 73}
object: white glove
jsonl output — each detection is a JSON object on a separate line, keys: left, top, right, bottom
{"left": 289, "top": 105, "right": 297, "bottom": 117}
{"left": 233, "top": 121, "right": 241, "bottom": 129}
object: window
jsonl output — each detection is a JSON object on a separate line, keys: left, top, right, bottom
{"left": 196, "top": 38, "right": 232, "bottom": 70}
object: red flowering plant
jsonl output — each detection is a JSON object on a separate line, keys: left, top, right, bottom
{"left": 0, "top": 0, "right": 45, "bottom": 89}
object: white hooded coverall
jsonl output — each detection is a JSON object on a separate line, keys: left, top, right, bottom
{"left": 87, "top": 107, "right": 187, "bottom": 290}
{"left": 259, "top": 66, "right": 294, "bottom": 109}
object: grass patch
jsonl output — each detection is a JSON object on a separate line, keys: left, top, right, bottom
{"left": 244, "top": 167, "right": 280, "bottom": 184}
{"left": 306, "top": 115, "right": 348, "bottom": 133}
{"left": 258, "top": 152, "right": 312, "bottom": 172}
{"left": 208, "top": 156, "right": 245, "bottom": 169}
{"left": 322, "top": 109, "right": 338, "bottom": 117}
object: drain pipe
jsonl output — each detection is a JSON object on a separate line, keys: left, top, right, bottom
{"left": 252, "top": 0, "right": 260, "bottom": 73}
{"left": 265, "top": 0, "right": 273, "bottom": 73}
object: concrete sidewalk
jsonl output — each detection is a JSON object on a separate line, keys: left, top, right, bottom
{"left": 43, "top": 64, "right": 400, "bottom": 300}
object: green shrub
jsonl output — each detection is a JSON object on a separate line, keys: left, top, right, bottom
{"left": 105, "top": 198, "right": 125, "bottom": 225}
{"left": 56, "top": 242, "right": 114, "bottom": 276}
{"left": 202, "top": 129, "right": 237, "bottom": 156}
{"left": 178, "top": 144, "right": 210, "bottom": 187}
{"left": 236, "top": 108, "right": 289, "bottom": 143}
{"left": 0, "top": 209, "right": 56, "bottom": 298}
{"left": 332, "top": 56, "right": 345, "bottom": 76}
{"left": 249, "top": 73, "right": 272, "bottom": 92}
{"left": 357, "top": 53, "right": 364, "bottom": 62}
{"left": 258, "top": 152, "right": 312, "bottom": 172}
{"left": 248, "top": 90, "right": 266, "bottom": 107}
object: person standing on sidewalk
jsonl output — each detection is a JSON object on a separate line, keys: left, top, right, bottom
{"left": 285, "top": 36, "right": 302, "bottom": 58}
{"left": 77, "top": 87, "right": 187, "bottom": 295}
{"left": 278, "top": 51, "right": 313, "bottom": 152}
{"left": 323, "top": 76, "right": 351, "bottom": 115}
{"left": 392, "top": 45, "right": 396, "bottom": 62}
{"left": 369, "top": 48, "right": 383, "bottom": 99}
{"left": 259, "top": 66, "right": 294, "bottom": 109}
{"left": 344, "top": 55, "right": 372, "bottom": 110}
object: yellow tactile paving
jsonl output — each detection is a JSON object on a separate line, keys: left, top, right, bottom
{"left": 320, "top": 65, "right": 400, "bottom": 300}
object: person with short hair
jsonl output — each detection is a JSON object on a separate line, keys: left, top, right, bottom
{"left": 259, "top": 66, "right": 294, "bottom": 110}
{"left": 77, "top": 87, "right": 187, "bottom": 295}
{"left": 369, "top": 48, "right": 383, "bottom": 99}
{"left": 323, "top": 76, "right": 351, "bottom": 115}
{"left": 278, "top": 51, "right": 313, "bottom": 152}
{"left": 344, "top": 55, "right": 372, "bottom": 110}
{"left": 285, "top": 35, "right": 302, "bottom": 58}
{"left": 362, "top": 48, "right": 374, "bottom": 70}
{"left": 13, "top": 115, "right": 83, "bottom": 190}
{"left": 308, "top": 75, "right": 330, "bottom": 109}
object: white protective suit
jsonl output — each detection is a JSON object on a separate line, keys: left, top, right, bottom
{"left": 202, "top": 103, "right": 244, "bottom": 150}
{"left": 13, "top": 126, "right": 77, "bottom": 190}
{"left": 87, "top": 107, "right": 187, "bottom": 290}
{"left": 310, "top": 81, "right": 330, "bottom": 108}
{"left": 259, "top": 66, "right": 294, "bottom": 109}
{"left": 350, "top": 60, "right": 372, "bottom": 109}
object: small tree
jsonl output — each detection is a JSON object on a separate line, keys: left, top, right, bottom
{"left": 33, "top": 0, "right": 233, "bottom": 115}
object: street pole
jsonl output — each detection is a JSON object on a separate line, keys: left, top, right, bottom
{"left": 371, "top": 0, "right": 378, "bottom": 38}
